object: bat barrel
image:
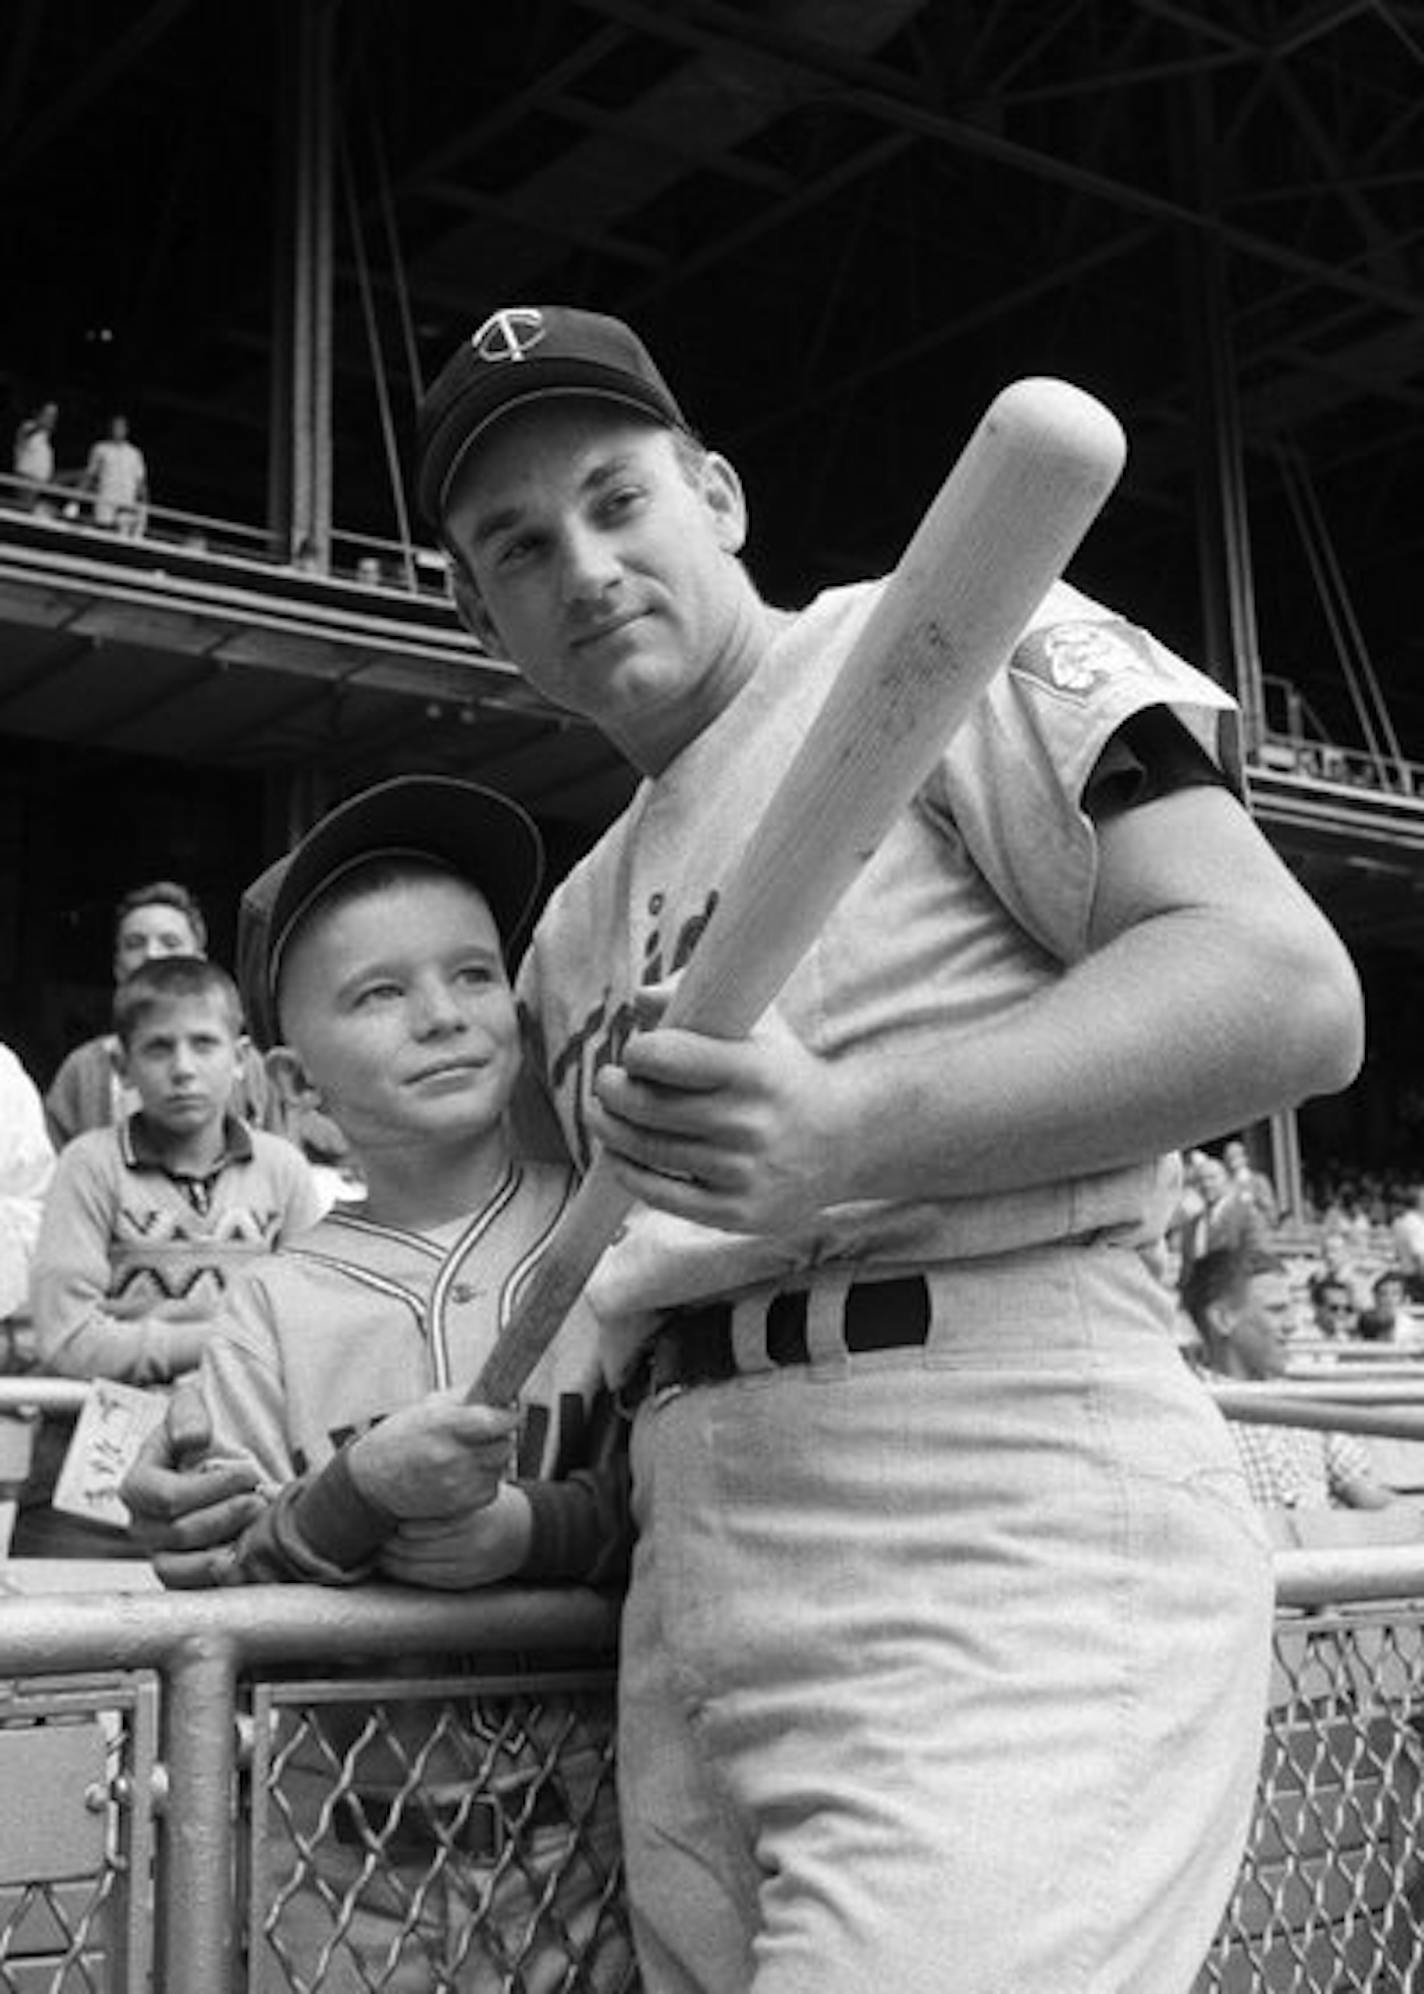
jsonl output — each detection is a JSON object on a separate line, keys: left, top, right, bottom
{"left": 662, "top": 376, "right": 1126, "bottom": 1040}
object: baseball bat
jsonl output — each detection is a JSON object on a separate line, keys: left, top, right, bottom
{"left": 472, "top": 376, "right": 1127, "bottom": 1406}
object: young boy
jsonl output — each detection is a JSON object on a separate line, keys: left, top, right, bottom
{"left": 24, "top": 955, "right": 320, "bottom": 1559}
{"left": 44, "top": 878, "right": 273, "bottom": 1147}
{"left": 32, "top": 955, "right": 322, "bottom": 1387}
{"left": 189, "top": 774, "right": 630, "bottom": 1992}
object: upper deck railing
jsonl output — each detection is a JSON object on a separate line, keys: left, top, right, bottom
{"left": 0, "top": 471, "right": 448, "bottom": 600}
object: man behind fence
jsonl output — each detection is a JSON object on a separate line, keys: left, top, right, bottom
{"left": 1185, "top": 1244, "right": 1420, "bottom": 1551}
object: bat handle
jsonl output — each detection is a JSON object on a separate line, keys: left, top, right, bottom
{"left": 469, "top": 1155, "right": 633, "bottom": 1405}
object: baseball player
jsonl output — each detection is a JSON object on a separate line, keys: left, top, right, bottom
{"left": 129, "top": 306, "right": 1364, "bottom": 1994}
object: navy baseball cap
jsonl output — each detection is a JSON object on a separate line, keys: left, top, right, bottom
{"left": 237, "top": 775, "right": 544, "bottom": 1050}
{"left": 417, "top": 305, "right": 691, "bottom": 525}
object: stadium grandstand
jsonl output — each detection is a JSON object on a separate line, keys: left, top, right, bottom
{"left": 0, "top": 1, "right": 1421, "bottom": 1215}
{"left": 4, "top": 8, "right": 1424, "bottom": 1990}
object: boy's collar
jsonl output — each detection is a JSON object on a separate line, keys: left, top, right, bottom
{"left": 120, "top": 1110, "right": 254, "bottom": 1176}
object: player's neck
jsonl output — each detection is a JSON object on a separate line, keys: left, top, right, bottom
{"left": 354, "top": 1127, "right": 514, "bottom": 1234}
{"left": 616, "top": 591, "right": 794, "bottom": 777}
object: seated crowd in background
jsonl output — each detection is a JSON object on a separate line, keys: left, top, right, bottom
{"left": 1174, "top": 1139, "right": 1424, "bottom": 1348}
{"left": 1170, "top": 1142, "right": 1424, "bottom": 1541}
{"left": 1181, "top": 1244, "right": 1420, "bottom": 1546}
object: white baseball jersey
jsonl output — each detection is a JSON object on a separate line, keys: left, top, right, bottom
{"left": 518, "top": 577, "right": 1239, "bottom": 1380}
{"left": 198, "top": 1157, "right": 625, "bottom": 1584}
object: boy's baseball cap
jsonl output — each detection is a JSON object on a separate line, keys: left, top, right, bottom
{"left": 237, "top": 775, "right": 544, "bottom": 1050}
{"left": 417, "top": 305, "right": 690, "bottom": 524}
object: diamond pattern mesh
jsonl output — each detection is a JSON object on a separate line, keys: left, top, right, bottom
{"left": 250, "top": 1669, "right": 638, "bottom": 1992}
{"left": 1196, "top": 1608, "right": 1424, "bottom": 1991}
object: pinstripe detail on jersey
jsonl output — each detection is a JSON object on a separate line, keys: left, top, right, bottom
{"left": 276, "top": 1163, "right": 533, "bottom": 1388}
{"left": 311, "top": 1208, "right": 449, "bottom": 1260}
{"left": 429, "top": 1163, "right": 524, "bottom": 1387}
{"left": 499, "top": 1164, "right": 578, "bottom": 1331}
{"left": 277, "top": 1247, "right": 426, "bottom": 1328}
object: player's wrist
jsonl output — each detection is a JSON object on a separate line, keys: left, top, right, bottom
{"left": 344, "top": 1427, "right": 406, "bottom": 1517}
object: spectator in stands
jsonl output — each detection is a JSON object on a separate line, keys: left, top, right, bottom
{"left": 1357, "top": 1268, "right": 1419, "bottom": 1346}
{"left": 45, "top": 878, "right": 271, "bottom": 1147}
{"left": 1222, "top": 1134, "right": 1280, "bottom": 1227}
{"left": 82, "top": 412, "right": 148, "bottom": 535}
{"left": 1319, "top": 1177, "right": 1374, "bottom": 1248}
{"left": 1390, "top": 1182, "right": 1424, "bottom": 1301}
{"left": 23, "top": 957, "right": 321, "bottom": 1558}
{"left": 1307, "top": 1228, "right": 1375, "bottom": 1314}
{"left": 1309, "top": 1274, "right": 1359, "bottom": 1340}
{"left": 1178, "top": 1150, "right": 1271, "bottom": 1279}
{"left": 1185, "top": 1246, "right": 1398, "bottom": 1522}
{"left": 12, "top": 400, "right": 59, "bottom": 512}
{"left": 0, "top": 1040, "right": 54, "bottom": 1330}
{"left": 32, "top": 955, "right": 322, "bottom": 1388}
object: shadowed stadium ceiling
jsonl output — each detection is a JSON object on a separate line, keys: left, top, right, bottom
{"left": 2, "top": 0, "right": 1423, "bottom": 802}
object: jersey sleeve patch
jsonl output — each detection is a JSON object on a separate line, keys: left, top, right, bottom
{"left": 1011, "top": 619, "right": 1159, "bottom": 703}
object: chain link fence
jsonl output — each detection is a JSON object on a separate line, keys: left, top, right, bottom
{"left": 7, "top": 1567, "right": 1424, "bottom": 1990}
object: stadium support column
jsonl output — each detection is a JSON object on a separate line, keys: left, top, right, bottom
{"left": 1176, "top": 71, "right": 1301, "bottom": 1220}
{"left": 1176, "top": 200, "right": 1265, "bottom": 742}
{"left": 268, "top": 0, "right": 334, "bottom": 573}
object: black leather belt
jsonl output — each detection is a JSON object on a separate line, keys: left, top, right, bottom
{"left": 630, "top": 1273, "right": 932, "bottom": 1403}
{"left": 333, "top": 1782, "right": 564, "bottom": 1863}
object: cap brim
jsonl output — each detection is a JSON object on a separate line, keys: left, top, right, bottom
{"left": 422, "top": 378, "right": 684, "bottom": 523}
{"left": 239, "top": 776, "right": 543, "bottom": 1050}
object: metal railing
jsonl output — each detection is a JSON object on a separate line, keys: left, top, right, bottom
{"left": 1254, "top": 677, "right": 1424, "bottom": 800}
{"left": 1197, "top": 1551, "right": 1424, "bottom": 1993}
{"left": 0, "top": 472, "right": 449, "bottom": 600}
{"left": 0, "top": 1582, "right": 628, "bottom": 1992}
{"left": 13, "top": 1366, "right": 1424, "bottom": 1990}
{"left": 7, "top": 1562, "right": 1424, "bottom": 1989}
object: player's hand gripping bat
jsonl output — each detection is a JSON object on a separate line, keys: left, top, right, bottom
{"left": 469, "top": 377, "right": 1127, "bottom": 1407}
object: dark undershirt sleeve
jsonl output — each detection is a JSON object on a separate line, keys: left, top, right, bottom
{"left": 1083, "top": 705, "right": 1232, "bottom": 824}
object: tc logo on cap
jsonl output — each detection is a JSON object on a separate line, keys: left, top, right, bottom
{"left": 471, "top": 308, "right": 547, "bottom": 364}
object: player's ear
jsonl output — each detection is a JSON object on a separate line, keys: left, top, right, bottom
{"left": 699, "top": 452, "right": 748, "bottom": 555}
{"left": 266, "top": 1045, "right": 323, "bottom": 1111}
{"left": 447, "top": 558, "right": 499, "bottom": 652}
{"left": 1203, "top": 1297, "right": 1235, "bottom": 1348}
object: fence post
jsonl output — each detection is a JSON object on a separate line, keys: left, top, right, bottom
{"left": 161, "top": 1632, "right": 240, "bottom": 1991}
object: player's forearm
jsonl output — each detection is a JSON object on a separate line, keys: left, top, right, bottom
{"left": 831, "top": 900, "right": 1362, "bottom": 1208}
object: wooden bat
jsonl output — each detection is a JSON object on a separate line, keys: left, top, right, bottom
{"left": 471, "top": 376, "right": 1127, "bottom": 1406}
